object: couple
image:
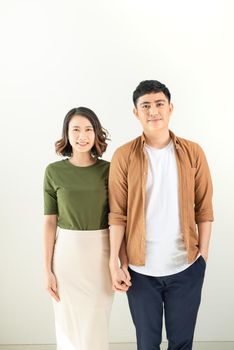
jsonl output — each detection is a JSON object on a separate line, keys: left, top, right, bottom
{"left": 43, "top": 80, "right": 213, "bottom": 350}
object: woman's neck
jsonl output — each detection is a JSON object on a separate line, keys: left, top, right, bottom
{"left": 69, "top": 152, "right": 97, "bottom": 167}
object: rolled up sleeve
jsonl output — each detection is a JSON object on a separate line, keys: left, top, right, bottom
{"left": 194, "top": 144, "right": 214, "bottom": 223}
{"left": 108, "top": 149, "right": 128, "bottom": 226}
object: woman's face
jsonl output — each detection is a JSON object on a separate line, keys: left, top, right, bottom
{"left": 68, "top": 115, "right": 95, "bottom": 155}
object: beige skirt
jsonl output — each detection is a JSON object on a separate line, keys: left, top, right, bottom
{"left": 52, "top": 228, "right": 114, "bottom": 350}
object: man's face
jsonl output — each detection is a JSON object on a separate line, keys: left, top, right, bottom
{"left": 134, "top": 92, "right": 173, "bottom": 134}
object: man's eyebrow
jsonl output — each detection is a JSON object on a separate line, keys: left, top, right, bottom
{"left": 140, "top": 102, "right": 150, "bottom": 105}
{"left": 140, "top": 99, "right": 166, "bottom": 105}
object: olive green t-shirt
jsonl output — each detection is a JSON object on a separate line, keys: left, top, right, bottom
{"left": 43, "top": 159, "right": 109, "bottom": 230}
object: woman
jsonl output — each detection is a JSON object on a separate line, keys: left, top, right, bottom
{"left": 43, "top": 107, "right": 114, "bottom": 350}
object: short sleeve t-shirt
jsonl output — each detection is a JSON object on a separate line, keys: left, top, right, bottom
{"left": 43, "top": 158, "right": 109, "bottom": 230}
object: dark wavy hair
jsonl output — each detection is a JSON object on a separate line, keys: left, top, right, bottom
{"left": 55, "top": 107, "right": 109, "bottom": 157}
{"left": 133, "top": 80, "right": 171, "bottom": 107}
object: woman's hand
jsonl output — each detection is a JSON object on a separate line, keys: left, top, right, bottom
{"left": 110, "top": 266, "right": 131, "bottom": 292}
{"left": 45, "top": 271, "right": 60, "bottom": 302}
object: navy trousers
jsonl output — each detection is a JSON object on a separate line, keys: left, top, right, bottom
{"left": 127, "top": 256, "right": 206, "bottom": 350}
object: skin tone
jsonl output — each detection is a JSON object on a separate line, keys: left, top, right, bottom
{"left": 109, "top": 92, "right": 212, "bottom": 292}
{"left": 67, "top": 115, "right": 96, "bottom": 167}
{"left": 134, "top": 91, "right": 173, "bottom": 148}
{"left": 198, "top": 222, "right": 212, "bottom": 261}
{"left": 43, "top": 115, "right": 96, "bottom": 302}
{"left": 109, "top": 226, "right": 131, "bottom": 292}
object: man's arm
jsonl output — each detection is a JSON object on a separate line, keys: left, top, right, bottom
{"left": 109, "top": 225, "right": 131, "bottom": 291}
{"left": 108, "top": 148, "right": 131, "bottom": 291}
{"left": 119, "top": 236, "right": 129, "bottom": 268}
{"left": 198, "top": 221, "right": 212, "bottom": 262}
{"left": 194, "top": 144, "right": 213, "bottom": 262}
{"left": 194, "top": 144, "right": 214, "bottom": 223}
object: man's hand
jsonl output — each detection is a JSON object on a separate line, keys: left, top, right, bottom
{"left": 110, "top": 266, "right": 132, "bottom": 292}
{"left": 199, "top": 250, "right": 208, "bottom": 262}
{"left": 121, "top": 264, "right": 132, "bottom": 285}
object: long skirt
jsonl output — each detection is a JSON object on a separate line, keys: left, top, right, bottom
{"left": 52, "top": 228, "right": 114, "bottom": 350}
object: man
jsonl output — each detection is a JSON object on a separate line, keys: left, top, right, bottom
{"left": 108, "top": 80, "right": 213, "bottom": 350}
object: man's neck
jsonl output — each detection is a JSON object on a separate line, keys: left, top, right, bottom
{"left": 144, "top": 129, "right": 171, "bottom": 149}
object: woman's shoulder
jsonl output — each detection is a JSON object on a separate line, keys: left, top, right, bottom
{"left": 97, "top": 158, "right": 110, "bottom": 169}
{"left": 95, "top": 159, "right": 110, "bottom": 175}
{"left": 98, "top": 158, "right": 110, "bottom": 165}
{"left": 45, "top": 159, "right": 68, "bottom": 173}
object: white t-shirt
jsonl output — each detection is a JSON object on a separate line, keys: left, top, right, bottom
{"left": 129, "top": 140, "right": 194, "bottom": 277}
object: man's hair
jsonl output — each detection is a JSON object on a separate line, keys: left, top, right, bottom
{"left": 133, "top": 80, "right": 171, "bottom": 107}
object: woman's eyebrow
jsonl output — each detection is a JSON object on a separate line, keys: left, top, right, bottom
{"left": 71, "top": 125, "right": 93, "bottom": 128}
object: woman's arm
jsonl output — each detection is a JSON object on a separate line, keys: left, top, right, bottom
{"left": 43, "top": 214, "right": 60, "bottom": 302}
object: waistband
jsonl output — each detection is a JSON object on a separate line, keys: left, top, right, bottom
{"left": 57, "top": 227, "right": 109, "bottom": 236}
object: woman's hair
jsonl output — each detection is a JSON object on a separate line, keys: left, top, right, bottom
{"left": 55, "top": 107, "right": 109, "bottom": 157}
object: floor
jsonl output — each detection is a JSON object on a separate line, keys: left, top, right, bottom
{"left": 0, "top": 343, "right": 233, "bottom": 350}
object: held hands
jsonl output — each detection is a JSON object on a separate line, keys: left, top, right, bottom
{"left": 110, "top": 265, "right": 132, "bottom": 292}
{"left": 45, "top": 271, "right": 60, "bottom": 302}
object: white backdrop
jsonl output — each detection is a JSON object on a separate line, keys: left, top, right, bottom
{"left": 0, "top": 0, "right": 234, "bottom": 344}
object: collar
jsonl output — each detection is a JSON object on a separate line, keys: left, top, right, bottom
{"left": 140, "top": 129, "right": 182, "bottom": 150}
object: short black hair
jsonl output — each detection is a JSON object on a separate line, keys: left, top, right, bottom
{"left": 133, "top": 80, "right": 171, "bottom": 107}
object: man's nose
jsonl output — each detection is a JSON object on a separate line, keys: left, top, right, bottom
{"left": 149, "top": 106, "right": 159, "bottom": 116}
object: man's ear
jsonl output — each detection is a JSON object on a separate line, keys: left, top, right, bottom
{"left": 133, "top": 107, "right": 139, "bottom": 119}
{"left": 170, "top": 103, "right": 174, "bottom": 114}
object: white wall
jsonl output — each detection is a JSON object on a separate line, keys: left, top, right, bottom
{"left": 0, "top": 0, "right": 234, "bottom": 344}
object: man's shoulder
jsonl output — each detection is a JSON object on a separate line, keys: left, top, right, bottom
{"left": 176, "top": 135, "right": 198, "bottom": 149}
{"left": 110, "top": 136, "right": 142, "bottom": 167}
{"left": 113, "top": 136, "right": 142, "bottom": 156}
{"left": 174, "top": 133, "right": 205, "bottom": 161}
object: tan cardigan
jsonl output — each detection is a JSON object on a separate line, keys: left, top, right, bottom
{"left": 108, "top": 130, "right": 214, "bottom": 265}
